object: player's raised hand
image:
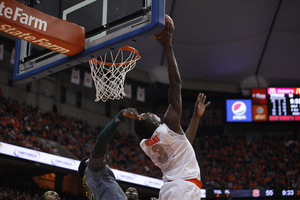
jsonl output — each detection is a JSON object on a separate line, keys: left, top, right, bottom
{"left": 152, "top": 14, "right": 174, "bottom": 45}
{"left": 194, "top": 93, "right": 211, "bottom": 117}
{"left": 121, "top": 108, "right": 141, "bottom": 120}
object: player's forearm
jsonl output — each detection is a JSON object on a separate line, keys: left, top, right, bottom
{"left": 92, "top": 112, "right": 125, "bottom": 157}
{"left": 163, "top": 44, "right": 182, "bottom": 84}
{"left": 163, "top": 44, "right": 182, "bottom": 110}
{"left": 185, "top": 113, "right": 201, "bottom": 144}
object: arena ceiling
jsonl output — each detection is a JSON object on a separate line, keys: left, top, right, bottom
{"left": 1, "top": 0, "right": 299, "bottom": 94}
{"left": 131, "top": 0, "right": 300, "bottom": 93}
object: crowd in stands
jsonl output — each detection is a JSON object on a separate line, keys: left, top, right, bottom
{"left": 0, "top": 92, "right": 162, "bottom": 179}
{"left": 1, "top": 89, "right": 300, "bottom": 190}
{"left": 200, "top": 132, "right": 300, "bottom": 190}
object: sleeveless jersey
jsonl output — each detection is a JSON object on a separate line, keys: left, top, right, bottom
{"left": 140, "top": 123, "right": 200, "bottom": 182}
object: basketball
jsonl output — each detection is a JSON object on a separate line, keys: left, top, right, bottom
{"left": 154, "top": 14, "right": 174, "bottom": 38}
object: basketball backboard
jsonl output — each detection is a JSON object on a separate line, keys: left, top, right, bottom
{"left": 13, "top": 0, "right": 165, "bottom": 84}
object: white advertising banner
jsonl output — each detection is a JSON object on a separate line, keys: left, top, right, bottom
{"left": 0, "top": 142, "right": 169, "bottom": 190}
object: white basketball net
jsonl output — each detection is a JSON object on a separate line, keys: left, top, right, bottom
{"left": 89, "top": 46, "right": 140, "bottom": 102}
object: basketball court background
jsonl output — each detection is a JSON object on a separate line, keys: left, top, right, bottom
{"left": 1, "top": 0, "right": 300, "bottom": 199}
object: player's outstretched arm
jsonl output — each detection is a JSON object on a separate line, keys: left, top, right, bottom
{"left": 154, "top": 17, "right": 182, "bottom": 134}
{"left": 92, "top": 108, "right": 140, "bottom": 158}
{"left": 185, "top": 93, "right": 211, "bottom": 144}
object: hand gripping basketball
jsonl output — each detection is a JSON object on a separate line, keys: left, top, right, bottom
{"left": 152, "top": 14, "right": 174, "bottom": 40}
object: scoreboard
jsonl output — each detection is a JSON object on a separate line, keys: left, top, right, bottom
{"left": 267, "top": 87, "right": 300, "bottom": 121}
{"left": 227, "top": 87, "right": 300, "bottom": 122}
{"left": 206, "top": 189, "right": 300, "bottom": 198}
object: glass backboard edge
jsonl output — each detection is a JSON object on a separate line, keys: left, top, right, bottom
{"left": 13, "top": 0, "right": 165, "bottom": 84}
{"left": 75, "top": 0, "right": 165, "bottom": 62}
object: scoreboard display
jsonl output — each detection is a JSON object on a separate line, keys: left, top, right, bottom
{"left": 267, "top": 87, "right": 300, "bottom": 121}
{"left": 227, "top": 87, "right": 300, "bottom": 123}
{"left": 206, "top": 189, "right": 300, "bottom": 198}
